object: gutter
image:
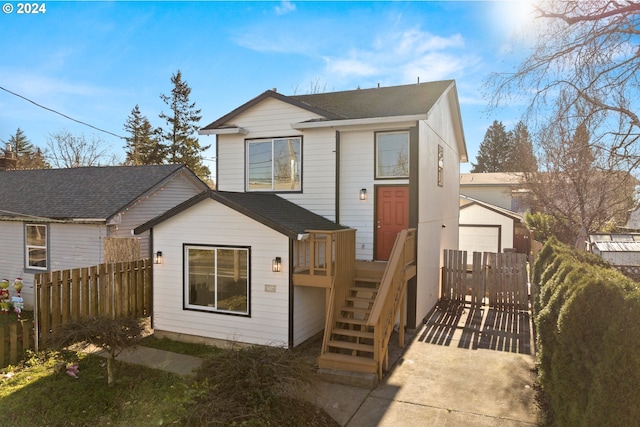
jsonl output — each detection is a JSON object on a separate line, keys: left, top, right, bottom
{"left": 291, "top": 114, "right": 427, "bottom": 130}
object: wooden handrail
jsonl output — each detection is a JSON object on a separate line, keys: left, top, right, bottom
{"left": 367, "top": 228, "right": 417, "bottom": 378}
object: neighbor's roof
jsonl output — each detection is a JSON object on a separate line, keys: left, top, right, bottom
{"left": 591, "top": 241, "right": 640, "bottom": 253}
{"left": 459, "top": 194, "right": 522, "bottom": 222}
{"left": 460, "top": 172, "right": 525, "bottom": 186}
{"left": 135, "top": 189, "right": 350, "bottom": 239}
{"left": 0, "top": 164, "right": 196, "bottom": 221}
{"left": 202, "top": 80, "right": 454, "bottom": 128}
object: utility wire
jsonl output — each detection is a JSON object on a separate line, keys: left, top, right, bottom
{"left": 0, "top": 85, "right": 125, "bottom": 139}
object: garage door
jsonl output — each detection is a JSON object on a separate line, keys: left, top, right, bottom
{"left": 459, "top": 225, "right": 500, "bottom": 254}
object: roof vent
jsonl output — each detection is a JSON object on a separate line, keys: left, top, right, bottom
{"left": 272, "top": 88, "right": 277, "bottom": 93}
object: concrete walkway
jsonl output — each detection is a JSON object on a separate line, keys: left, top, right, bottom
{"left": 99, "top": 302, "right": 540, "bottom": 426}
{"left": 316, "top": 303, "right": 540, "bottom": 426}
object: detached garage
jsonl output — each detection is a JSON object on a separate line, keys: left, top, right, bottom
{"left": 459, "top": 195, "right": 528, "bottom": 254}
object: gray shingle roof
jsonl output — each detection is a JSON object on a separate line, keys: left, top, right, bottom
{"left": 135, "top": 189, "right": 349, "bottom": 239}
{"left": 290, "top": 80, "right": 453, "bottom": 120}
{"left": 201, "top": 80, "right": 454, "bottom": 130}
{"left": 0, "top": 164, "right": 188, "bottom": 220}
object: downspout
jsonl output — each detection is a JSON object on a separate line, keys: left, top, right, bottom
{"left": 288, "top": 239, "right": 294, "bottom": 348}
{"left": 149, "top": 228, "right": 155, "bottom": 329}
{"left": 407, "top": 125, "right": 419, "bottom": 329}
{"left": 335, "top": 130, "right": 341, "bottom": 223}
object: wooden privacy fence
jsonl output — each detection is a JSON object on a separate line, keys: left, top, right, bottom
{"left": 34, "top": 259, "right": 151, "bottom": 348}
{"left": 442, "top": 250, "right": 529, "bottom": 310}
{"left": 0, "top": 320, "right": 34, "bottom": 368}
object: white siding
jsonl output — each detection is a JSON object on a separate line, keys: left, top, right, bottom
{"left": 416, "top": 88, "right": 463, "bottom": 323}
{"left": 152, "top": 198, "right": 293, "bottom": 347}
{"left": 459, "top": 186, "right": 513, "bottom": 211}
{"left": 338, "top": 128, "right": 410, "bottom": 260}
{"left": 293, "top": 286, "right": 325, "bottom": 347}
{"left": 0, "top": 221, "right": 106, "bottom": 310}
{"left": 216, "top": 98, "right": 336, "bottom": 220}
{"left": 110, "top": 171, "right": 207, "bottom": 257}
{"left": 459, "top": 204, "right": 515, "bottom": 252}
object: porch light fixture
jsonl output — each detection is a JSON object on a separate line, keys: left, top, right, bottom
{"left": 272, "top": 257, "right": 282, "bottom": 273}
{"left": 359, "top": 188, "right": 367, "bottom": 201}
{"left": 154, "top": 251, "right": 163, "bottom": 264}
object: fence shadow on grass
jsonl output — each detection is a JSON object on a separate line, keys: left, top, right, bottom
{"left": 418, "top": 300, "right": 532, "bottom": 355}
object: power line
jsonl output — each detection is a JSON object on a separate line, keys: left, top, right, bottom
{"left": 0, "top": 85, "right": 125, "bottom": 139}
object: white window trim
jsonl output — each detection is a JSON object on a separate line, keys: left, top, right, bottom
{"left": 183, "top": 244, "right": 250, "bottom": 316}
{"left": 25, "top": 223, "right": 48, "bottom": 271}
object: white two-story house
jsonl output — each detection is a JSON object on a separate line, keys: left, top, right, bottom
{"left": 136, "top": 80, "right": 467, "bottom": 377}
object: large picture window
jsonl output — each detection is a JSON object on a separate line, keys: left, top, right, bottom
{"left": 376, "top": 131, "right": 409, "bottom": 178}
{"left": 184, "top": 245, "right": 250, "bottom": 315}
{"left": 25, "top": 224, "right": 47, "bottom": 270}
{"left": 247, "top": 137, "right": 301, "bottom": 191}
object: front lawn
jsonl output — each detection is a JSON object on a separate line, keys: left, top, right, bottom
{"left": 1, "top": 336, "right": 339, "bottom": 426}
{"left": 2, "top": 350, "right": 190, "bottom": 426}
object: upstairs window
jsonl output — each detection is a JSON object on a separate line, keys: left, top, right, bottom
{"left": 247, "top": 137, "right": 301, "bottom": 191}
{"left": 376, "top": 131, "right": 409, "bottom": 178}
{"left": 438, "top": 144, "right": 444, "bottom": 187}
{"left": 25, "top": 224, "right": 47, "bottom": 270}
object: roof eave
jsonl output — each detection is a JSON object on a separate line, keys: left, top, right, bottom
{"left": 198, "top": 127, "right": 249, "bottom": 135}
{"left": 291, "top": 114, "right": 427, "bottom": 130}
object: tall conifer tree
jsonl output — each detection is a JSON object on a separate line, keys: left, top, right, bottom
{"left": 158, "top": 70, "right": 210, "bottom": 178}
{"left": 124, "top": 105, "right": 164, "bottom": 165}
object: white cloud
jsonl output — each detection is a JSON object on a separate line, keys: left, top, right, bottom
{"left": 275, "top": 1, "right": 295, "bottom": 16}
{"left": 324, "top": 57, "right": 377, "bottom": 78}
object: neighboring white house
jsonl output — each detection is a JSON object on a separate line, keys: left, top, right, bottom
{"left": 460, "top": 172, "right": 529, "bottom": 213}
{"left": 137, "top": 80, "right": 468, "bottom": 349}
{"left": 459, "top": 195, "right": 527, "bottom": 254}
{"left": 0, "top": 164, "right": 208, "bottom": 309}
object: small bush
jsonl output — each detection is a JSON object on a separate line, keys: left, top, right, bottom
{"left": 183, "top": 345, "right": 338, "bottom": 426}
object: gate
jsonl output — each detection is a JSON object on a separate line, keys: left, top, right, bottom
{"left": 441, "top": 250, "right": 529, "bottom": 310}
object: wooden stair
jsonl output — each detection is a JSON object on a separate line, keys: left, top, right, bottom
{"left": 318, "top": 274, "right": 381, "bottom": 375}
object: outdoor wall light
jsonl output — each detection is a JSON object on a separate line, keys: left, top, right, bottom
{"left": 154, "top": 251, "right": 163, "bottom": 264}
{"left": 359, "top": 188, "right": 367, "bottom": 200}
{"left": 272, "top": 257, "right": 282, "bottom": 273}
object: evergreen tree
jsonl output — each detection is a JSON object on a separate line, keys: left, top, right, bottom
{"left": 4, "top": 128, "right": 49, "bottom": 169}
{"left": 123, "top": 105, "right": 164, "bottom": 165}
{"left": 471, "top": 120, "right": 511, "bottom": 172}
{"left": 158, "top": 70, "right": 210, "bottom": 178}
{"left": 509, "top": 121, "right": 537, "bottom": 172}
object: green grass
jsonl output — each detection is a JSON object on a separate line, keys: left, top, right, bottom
{"left": 139, "top": 335, "right": 219, "bottom": 358}
{"left": 2, "top": 335, "right": 338, "bottom": 426}
{"left": 1, "top": 350, "right": 190, "bottom": 426}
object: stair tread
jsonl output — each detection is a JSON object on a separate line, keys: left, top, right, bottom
{"left": 345, "top": 296, "right": 375, "bottom": 302}
{"left": 328, "top": 339, "right": 375, "bottom": 352}
{"left": 337, "top": 317, "right": 369, "bottom": 326}
{"left": 318, "top": 352, "right": 377, "bottom": 366}
{"left": 353, "top": 277, "right": 381, "bottom": 283}
{"left": 332, "top": 328, "right": 374, "bottom": 339}
{"left": 350, "top": 286, "right": 379, "bottom": 293}
{"left": 340, "top": 306, "right": 371, "bottom": 314}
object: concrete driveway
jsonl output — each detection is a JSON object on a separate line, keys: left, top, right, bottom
{"left": 320, "top": 302, "right": 540, "bottom": 426}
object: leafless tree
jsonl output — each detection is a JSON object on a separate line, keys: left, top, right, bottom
{"left": 486, "top": 1, "right": 640, "bottom": 168}
{"left": 525, "top": 101, "right": 637, "bottom": 243}
{"left": 45, "top": 130, "right": 112, "bottom": 168}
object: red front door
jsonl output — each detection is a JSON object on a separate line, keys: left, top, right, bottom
{"left": 375, "top": 186, "right": 409, "bottom": 260}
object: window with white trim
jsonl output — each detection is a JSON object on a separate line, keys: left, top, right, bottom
{"left": 376, "top": 131, "right": 409, "bottom": 178}
{"left": 25, "top": 224, "right": 47, "bottom": 270}
{"left": 246, "top": 137, "right": 301, "bottom": 191}
{"left": 184, "top": 245, "right": 250, "bottom": 315}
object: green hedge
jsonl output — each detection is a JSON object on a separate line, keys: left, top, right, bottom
{"left": 533, "top": 239, "right": 640, "bottom": 427}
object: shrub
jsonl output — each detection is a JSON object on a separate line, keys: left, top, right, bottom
{"left": 534, "top": 239, "right": 640, "bottom": 426}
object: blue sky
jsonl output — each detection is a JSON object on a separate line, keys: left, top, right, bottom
{"left": 0, "top": 1, "right": 535, "bottom": 175}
